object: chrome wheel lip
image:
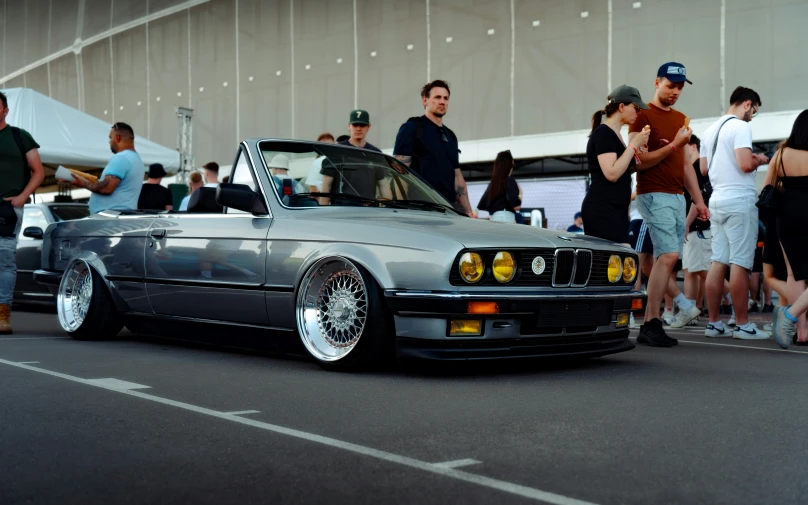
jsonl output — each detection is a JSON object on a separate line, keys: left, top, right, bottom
{"left": 57, "top": 259, "right": 93, "bottom": 333}
{"left": 296, "top": 257, "right": 368, "bottom": 363}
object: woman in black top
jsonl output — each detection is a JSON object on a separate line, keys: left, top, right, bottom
{"left": 582, "top": 85, "right": 651, "bottom": 244}
{"left": 478, "top": 150, "right": 521, "bottom": 223}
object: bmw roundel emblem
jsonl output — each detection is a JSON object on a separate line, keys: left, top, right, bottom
{"left": 531, "top": 256, "right": 546, "bottom": 275}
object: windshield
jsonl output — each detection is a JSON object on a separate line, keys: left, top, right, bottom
{"left": 258, "top": 141, "right": 455, "bottom": 212}
{"left": 49, "top": 205, "right": 90, "bottom": 222}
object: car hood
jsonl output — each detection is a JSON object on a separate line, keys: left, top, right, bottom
{"left": 292, "top": 209, "right": 629, "bottom": 251}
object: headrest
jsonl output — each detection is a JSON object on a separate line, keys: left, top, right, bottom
{"left": 187, "top": 186, "right": 224, "bottom": 213}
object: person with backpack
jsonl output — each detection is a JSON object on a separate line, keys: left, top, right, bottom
{"left": 393, "top": 80, "right": 473, "bottom": 216}
{"left": 0, "top": 91, "right": 45, "bottom": 334}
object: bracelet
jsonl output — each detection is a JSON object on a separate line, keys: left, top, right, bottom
{"left": 669, "top": 144, "right": 677, "bottom": 152}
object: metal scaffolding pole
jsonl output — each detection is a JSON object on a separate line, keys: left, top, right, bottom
{"left": 176, "top": 107, "right": 194, "bottom": 185}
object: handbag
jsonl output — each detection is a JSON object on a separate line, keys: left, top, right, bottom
{"left": 756, "top": 150, "right": 784, "bottom": 219}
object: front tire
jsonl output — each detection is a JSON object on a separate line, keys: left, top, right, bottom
{"left": 57, "top": 260, "right": 123, "bottom": 340}
{"left": 296, "top": 257, "right": 391, "bottom": 371}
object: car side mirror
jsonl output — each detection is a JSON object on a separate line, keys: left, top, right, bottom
{"left": 216, "top": 183, "right": 268, "bottom": 215}
{"left": 23, "top": 226, "right": 44, "bottom": 240}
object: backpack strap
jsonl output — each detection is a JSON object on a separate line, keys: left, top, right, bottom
{"left": 10, "top": 127, "right": 31, "bottom": 187}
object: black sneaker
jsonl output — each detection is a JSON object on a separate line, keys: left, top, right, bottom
{"left": 762, "top": 304, "right": 774, "bottom": 313}
{"left": 749, "top": 302, "right": 759, "bottom": 313}
{"left": 636, "top": 318, "right": 677, "bottom": 347}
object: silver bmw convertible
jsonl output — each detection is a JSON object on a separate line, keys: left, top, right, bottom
{"left": 35, "top": 139, "right": 644, "bottom": 370}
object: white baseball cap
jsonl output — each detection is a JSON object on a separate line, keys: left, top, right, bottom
{"left": 269, "top": 154, "right": 290, "bottom": 171}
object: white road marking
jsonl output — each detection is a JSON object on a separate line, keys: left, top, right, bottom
{"left": 223, "top": 410, "right": 260, "bottom": 416}
{"left": 432, "top": 458, "right": 481, "bottom": 469}
{"left": 18, "top": 361, "right": 40, "bottom": 364}
{"left": 675, "top": 339, "right": 808, "bottom": 355}
{"left": 630, "top": 336, "right": 808, "bottom": 355}
{"left": 85, "top": 378, "right": 152, "bottom": 390}
{"left": 0, "top": 337, "right": 69, "bottom": 341}
{"left": 0, "top": 358, "right": 598, "bottom": 505}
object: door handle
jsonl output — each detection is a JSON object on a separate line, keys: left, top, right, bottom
{"left": 150, "top": 229, "right": 166, "bottom": 239}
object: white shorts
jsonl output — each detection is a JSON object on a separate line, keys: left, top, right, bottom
{"left": 682, "top": 229, "right": 712, "bottom": 272}
{"left": 709, "top": 197, "right": 758, "bottom": 270}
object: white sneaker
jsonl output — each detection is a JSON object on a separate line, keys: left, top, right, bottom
{"left": 662, "top": 309, "right": 674, "bottom": 326}
{"left": 686, "top": 316, "right": 700, "bottom": 326}
{"left": 733, "top": 323, "right": 769, "bottom": 340}
{"left": 670, "top": 305, "right": 701, "bottom": 329}
{"left": 728, "top": 314, "right": 736, "bottom": 326}
{"left": 629, "top": 313, "right": 641, "bottom": 329}
{"left": 705, "top": 323, "right": 729, "bottom": 337}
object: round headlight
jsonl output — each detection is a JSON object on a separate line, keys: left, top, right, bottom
{"left": 607, "top": 255, "right": 623, "bottom": 283}
{"left": 458, "top": 252, "right": 484, "bottom": 283}
{"left": 492, "top": 252, "right": 516, "bottom": 283}
{"left": 623, "top": 256, "right": 637, "bottom": 283}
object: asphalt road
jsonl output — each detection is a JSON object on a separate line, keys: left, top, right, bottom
{"left": 2, "top": 309, "right": 807, "bottom": 505}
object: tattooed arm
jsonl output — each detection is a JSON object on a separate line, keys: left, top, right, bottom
{"left": 72, "top": 174, "right": 122, "bottom": 195}
{"left": 454, "top": 168, "right": 473, "bottom": 216}
{"left": 395, "top": 155, "right": 412, "bottom": 167}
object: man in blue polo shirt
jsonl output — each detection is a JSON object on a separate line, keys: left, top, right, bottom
{"left": 393, "top": 80, "right": 473, "bottom": 216}
{"left": 71, "top": 122, "right": 144, "bottom": 214}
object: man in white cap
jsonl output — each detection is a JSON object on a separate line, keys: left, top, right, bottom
{"left": 269, "top": 153, "right": 306, "bottom": 196}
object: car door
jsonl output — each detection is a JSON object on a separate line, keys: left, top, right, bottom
{"left": 15, "top": 205, "right": 51, "bottom": 300}
{"left": 144, "top": 146, "right": 271, "bottom": 332}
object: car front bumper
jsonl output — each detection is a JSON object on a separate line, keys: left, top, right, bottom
{"left": 385, "top": 290, "right": 643, "bottom": 361}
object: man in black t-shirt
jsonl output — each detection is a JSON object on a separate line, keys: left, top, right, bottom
{"left": 682, "top": 135, "right": 710, "bottom": 315}
{"left": 137, "top": 163, "right": 173, "bottom": 211}
{"left": 393, "top": 80, "right": 473, "bottom": 216}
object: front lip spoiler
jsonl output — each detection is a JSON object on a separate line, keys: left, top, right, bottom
{"left": 33, "top": 269, "right": 63, "bottom": 286}
{"left": 386, "top": 290, "right": 643, "bottom": 300}
{"left": 384, "top": 290, "right": 645, "bottom": 317}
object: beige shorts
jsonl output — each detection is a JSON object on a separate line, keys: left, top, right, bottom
{"left": 682, "top": 230, "right": 712, "bottom": 273}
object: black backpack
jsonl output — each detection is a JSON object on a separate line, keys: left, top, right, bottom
{"left": 405, "top": 116, "right": 458, "bottom": 175}
{"left": 10, "top": 126, "right": 32, "bottom": 188}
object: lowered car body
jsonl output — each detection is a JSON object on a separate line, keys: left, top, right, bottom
{"left": 36, "top": 139, "right": 643, "bottom": 370}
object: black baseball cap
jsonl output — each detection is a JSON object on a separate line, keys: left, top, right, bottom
{"left": 607, "top": 85, "right": 650, "bottom": 109}
{"left": 657, "top": 62, "right": 693, "bottom": 84}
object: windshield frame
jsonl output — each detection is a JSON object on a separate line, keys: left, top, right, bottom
{"left": 255, "top": 139, "right": 456, "bottom": 213}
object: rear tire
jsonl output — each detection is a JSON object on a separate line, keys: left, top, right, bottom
{"left": 296, "top": 257, "right": 392, "bottom": 371}
{"left": 57, "top": 260, "right": 123, "bottom": 341}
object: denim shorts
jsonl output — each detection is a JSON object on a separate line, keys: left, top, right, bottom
{"left": 636, "top": 192, "right": 686, "bottom": 258}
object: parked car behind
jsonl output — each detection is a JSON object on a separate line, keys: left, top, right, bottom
{"left": 16, "top": 202, "right": 89, "bottom": 304}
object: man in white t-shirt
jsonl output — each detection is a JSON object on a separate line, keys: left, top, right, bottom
{"left": 700, "top": 86, "right": 770, "bottom": 340}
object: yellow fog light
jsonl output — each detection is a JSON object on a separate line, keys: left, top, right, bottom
{"left": 607, "top": 255, "right": 623, "bottom": 283}
{"left": 492, "top": 251, "right": 516, "bottom": 283}
{"left": 616, "top": 313, "right": 629, "bottom": 328}
{"left": 458, "top": 252, "right": 484, "bottom": 283}
{"left": 623, "top": 256, "right": 637, "bottom": 283}
{"left": 449, "top": 319, "right": 483, "bottom": 336}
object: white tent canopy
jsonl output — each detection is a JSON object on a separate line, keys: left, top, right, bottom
{"left": 2, "top": 87, "right": 180, "bottom": 172}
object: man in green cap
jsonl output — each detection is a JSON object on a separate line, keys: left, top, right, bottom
{"left": 339, "top": 109, "right": 382, "bottom": 153}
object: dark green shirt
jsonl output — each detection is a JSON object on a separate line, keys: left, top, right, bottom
{"left": 0, "top": 125, "right": 39, "bottom": 199}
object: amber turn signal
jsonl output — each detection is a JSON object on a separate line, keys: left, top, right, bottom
{"left": 616, "top": 313, "right": 630, "bottom": 328}
{"left": 467, "top": 301, "right": 499, "bottom": 315}
{"left": 631, "top": 298, "right": 644, "bottom": 310}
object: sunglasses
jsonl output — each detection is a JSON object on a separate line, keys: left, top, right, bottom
{"left": 438, "top": 127, "right": 449, "bottom": 143}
